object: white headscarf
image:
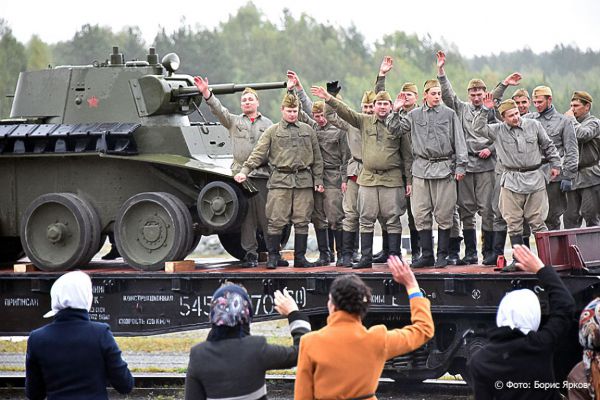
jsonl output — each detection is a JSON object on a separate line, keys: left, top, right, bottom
{"left": 496, "top": 288, "right": 541, "bottom": 335}
{"left": 43, "top": 271, "right": 93, "bottom": 318}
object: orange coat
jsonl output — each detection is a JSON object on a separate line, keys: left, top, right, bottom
{"left": 294, "top": 297, "right": 434, "bottom": 400}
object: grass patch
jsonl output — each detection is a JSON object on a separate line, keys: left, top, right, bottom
{"left": 0, "top": 341, "right": 27, "bottom": 353}
{"left": 0, "top": 366, "right": 24, "bottom": 372}
{"left": 114, "top": 337, "right": 203, "bottom": 353}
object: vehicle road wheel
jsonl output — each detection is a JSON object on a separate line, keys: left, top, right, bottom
{"left": 115, "top": 192, "right": 191, "bottom": 271}
{"left": 0, "top": 237, "right": 25, "bottom": 264}
{"left": 20, "top": 193, "right": 98, "bottom": 271}
{"left": 197, "top": 181, "right": 247, "bottom": 232}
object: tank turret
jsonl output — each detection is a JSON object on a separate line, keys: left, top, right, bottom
{"left": 0, "top": 48, "right": 288, "bottom": 271}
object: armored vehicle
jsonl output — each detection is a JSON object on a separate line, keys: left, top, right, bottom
{"left": 0, "top": 47, "right": 286, "bottom": 271}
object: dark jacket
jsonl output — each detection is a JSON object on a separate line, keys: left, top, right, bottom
{"left": 184, "top": 311, "right": 311, "bottom": 400}
{"left": 25, "top": 309, "right": 134, "bottom": 400}
{"left": 468, "top": 266, "right": 576, "bottom": 400}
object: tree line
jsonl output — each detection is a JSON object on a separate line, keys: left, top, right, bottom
{"left": 2, "top": 3, "right": 600, "bottom": 120}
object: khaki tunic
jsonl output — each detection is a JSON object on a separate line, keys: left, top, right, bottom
{"left": 241, "top": 120, "right": 324, "bottom": 235}
{"left": 472, "top": 111, "right": 561, "bottom": 194}
{"left": 205, "top": 94, "right": 272, "bottom": 177}
{"left": 326, "top": 97, "right": 412, "bottom": 187}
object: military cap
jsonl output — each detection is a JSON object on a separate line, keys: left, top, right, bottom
{"left": 281, "top": 93, "right": 299, "bottom": 108}
{"left": 401, "top": 82, "right": 418, "bottom": 95}
{"left": 361, "top": 90, "right": 376, "bottom": 104}
{"left": 242, "top": 87, "right": 258, "bottom": 99}
{"left": 532, "top": 85, "right": 552, "bottom": 97}
{"left": 312, "top": 100, "right": 325, "bottom": 114}
{"left": 572, "top": 91, "right": 593, "bottom": 104}
{"left": 424, "top": 79, "right": 441, "bottom": 93}
{"left": 374, "top": 91, "right": 392, "bottom": 103}
{"left": 511, "top": 88, "right": 530, "bottom": 99}
{"left": 467, "top": 78, "right": 486, "bottom": 91}
{"left": 498, "top": 99, "right": 518, "bottom": 115}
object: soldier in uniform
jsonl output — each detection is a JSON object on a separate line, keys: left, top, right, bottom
{"left": 474, "top": 96, "right": 561, "bottom": 271}
{"left": 525, "top": 86, "right": 578, "bottom": 231}
{"left": 311, "top": 85, "right": 412, "bottom": 269}
{"left": 193, "top": 76, "right": 273, "bottom": 267}
{"left": 235, "top": 94, "right": 324, "bottom": 269}
{"left": 325, "top": 89, "right": 376, "bottom": 266}
{"left": 563, "top": 91, "right": 600, "bottom": 228}
{"left": 436, "top": 51, "right": 495, "bottom": 265}
{"left": 388, "top": 79, "right": 468, "bottom": 268}
{"left": 371, "top": 56, "right": 422, "bottom": 263}
{"left": 486, "top": 77, "right": 532, "bottom": 265}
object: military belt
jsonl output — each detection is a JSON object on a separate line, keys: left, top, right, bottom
{"left": 505, "top": 164, "right": 541, "bottom": 172}
{"left": 275, "top": 167, "right": 308, "bottom": 173}
{"left": 352, "top": 156, "right": 363, "bottom": 163}
{"left": 324, "top": 166, "right": 341, "bottom": 170}
{"left": 420, "top": 156, "right": 450, "bottom": 162}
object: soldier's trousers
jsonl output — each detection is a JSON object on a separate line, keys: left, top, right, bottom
{"left": 564, "top": 185, "right": 600, "bottom": 228}
{"left": 492, "top": 171, "right": 507, "bottom": 231}
{"left": 241, "top": 177, "right": 269, "bottom": 256}
{"left": 412, "top": 176, "right": 457, "bottom": 231}
{"left": 312, "top": 187, "right": 344, "bottom": 231}
{"left": 499, "top": 187, "right": 549, "bottom": 236}
{"left": 342, "top": 179, "right": 360, "bottom": 232}
{"left": 357, "top": 185, "right": 405, "bottom": 234}
{"left": 457, "top": 170, "right": 495, "bottom": 231}
{"left": 545, "top": 181, "right": 567, "bottom": 231}
{"left": 266, "top": 188, "right": 313, "bottom": 235}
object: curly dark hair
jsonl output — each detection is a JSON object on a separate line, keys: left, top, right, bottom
{"left": 329, "top": 274, "right": 371, "bottom": 318}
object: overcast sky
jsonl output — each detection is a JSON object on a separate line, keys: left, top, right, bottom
{"left": 2, "top": 0, "right": 599, "bottom": 57}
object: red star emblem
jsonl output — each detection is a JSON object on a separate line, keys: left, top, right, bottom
{"left": 87, "top": 96, "right": 99, "bottom": 108}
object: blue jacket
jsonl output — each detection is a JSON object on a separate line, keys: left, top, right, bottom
{"left": 26, "top": 309, "right": 134, "bottom": 400}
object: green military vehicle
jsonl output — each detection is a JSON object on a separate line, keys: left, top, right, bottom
{"left": 0, "top": 47, "right": 286, "bottom": 271}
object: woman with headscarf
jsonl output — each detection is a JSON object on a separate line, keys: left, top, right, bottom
{"left": 294, "top": 256, "right": 434, "bottom": 400}
{"left": 25, "top": 271, "right": 133, "bottom": 400}
{"left": 468, "top": 245, "right": 576, "bottom": 400}
{"left": 184, "top": 284, "right": 311, "bottom": 400}
{"left": 567, "top": 297, "right": 600, "bottom": 400}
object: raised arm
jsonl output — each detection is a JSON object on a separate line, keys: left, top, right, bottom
{"left": 375, "top": 55, "right": 393, "bottom": 94}
{"left": 194, "top": 76, "right": 235, "bottom": 129}
{"left": 311, "top": 86, "right": 363, "bottom": 129}
{"left": 436, "top": 50, "right": 463, "bottom": 112}
{"left": 387, "top": 93, "right": 412, "bottom": 136}
{"left": 382, "top": 256, "right": 434, "bottom": 359}
{"left": 512, "top": 245, "right": 575, "bottom": 348}
{"left": 473, "top": 94, "right": 499, "bottom": 142}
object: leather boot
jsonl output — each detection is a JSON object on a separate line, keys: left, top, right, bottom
{"left": 388, "top": 233, "right": 402, "bottom": 258}
{"left": 333, "top": 230, "right": 344, "bottom": 266}
{"left": 447, "top": 236, "right": 464, "bottom": 265}
{"left": 327, "top": 229, "right": 336, "bottom": 263}
{"left": 294, "top": 233, "right": 316, "bottom": 268}
{"left": 411, "top": 230, "right": 434, "bottom": 268}
{"left": 483, "top": 231, "right": 507, "bottom": 266}
{"left": 352, "top": 232, "right": 373, "bottom": 269}
{"left": 266, "top": 234, "right": 282, "bottom": 269}
{"left": 435, "top": 229, "right": 451, "bottom": 268}
{"left": 372, "top": 230, "right": 389, "bottom": 263}
{"left": 410, "top": 230, "right": 421, "bottom": 260}
{"left": 340, "top": 230, "right": 355, "bottom": 268}
{"left": 352, "top": 231, "right": 361, "bottom": 262}
{"left": 482, "top": 230, "right": 494, "bottom": 261}
{"left": 502, "top": 235, "right": 524, "bottom": 272}
{"left": 523, "top": 235, "right": 531, "bottom": 249}
{"left": 460, "top": 229, "right": 478, "bottom": 265}
{"left": 240, "top": 252, "right": 258, "bottom": 268}
{"left": 314, "top": 229, "right": 331, "bottom": 266}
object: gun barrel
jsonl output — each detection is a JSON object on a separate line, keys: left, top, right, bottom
{"left": 209, "top": 82, "right": 287, "bottom": 95}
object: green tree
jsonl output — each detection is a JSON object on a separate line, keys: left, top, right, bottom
{"left": 26, "top": 35, "right": 51, "bottom": 70}
{"left": 0, "top": 20, "right": 27, "bottom": 118}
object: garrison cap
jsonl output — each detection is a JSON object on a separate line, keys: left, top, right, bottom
{"left": 511, "top": 88, "right": 530, "bottom": 99}
{"left": 498, "top": 99, "right": 518, "bottom": 115}
{"left": 424, "top": 79, "right": 441, "bottom": 93}
{"left": 312, "top": 100, "right": 325, "bottom": 114}
{"left": 281, "top": 93, "right": 299, "bottom": 108}
{"left": 401, "top": 82, "right": 418, "bottom": 95}
{"left": 374, "top": 91, "right": 392, "bottom": 103}
{"left": 532, "top": 85, "right": 553, "bottom": 97}
{"left": 572, "top": 91, "right": 593, "bottom": 104}
{"left": 361, "top": 90, "right": 376, "bottom": 104}
{"left": 242, "top": 87, "right": 258, "bottom": 99}
{"left": 467, "top": 78, "right": 487, "bottom": 91}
